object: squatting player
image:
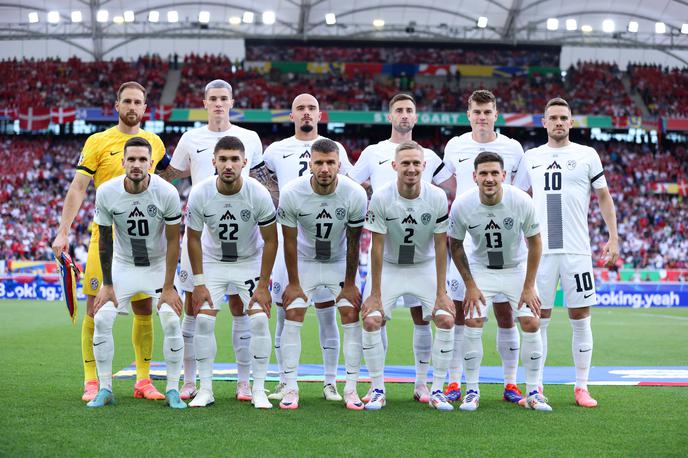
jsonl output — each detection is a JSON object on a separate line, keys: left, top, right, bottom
{"left": 52, "top": 81, "right": 170, "bottom": 402}
{"left": 277, "top": 138, "right": 367, "bottom": 410}
{"left": 263, "top": 93, "right": 353, "bottom": 402}
{"left": 348, "top": 93, "right": 456, "bottom": 404}
{"left": 523, "top": 97, "right": 619, "bottom": 407}
{"left": 443, "top": 89, "right": 530, "bottom": 404}
{"left": 185, "top": 136, "right": 278, "bottom": 408}
{"left": 87, "top": 137, "right": 184, "bottom": 409}
{"left": 361, "top": 141, "right": 455, "bottom": 411}
{"left": 162, "top": 79, "right": 271, "bottom": 402}
{"left": 449, "top": 151, "right": 551, "bottom": 412}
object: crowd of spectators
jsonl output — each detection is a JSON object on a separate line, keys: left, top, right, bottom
{"left": 0, "top": 55, "right": 167, "bottom": 109}
{"left": 245, "top": 44, "right": 560, "bottom": 66}
{"left": 2, "top": 134, "right": 686, "bottom": 272}
{"left": 628, "top": 64, "right": 688, "bottom": 117}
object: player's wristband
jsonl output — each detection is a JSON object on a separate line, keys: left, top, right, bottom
{"left": 192, "top": 274, "right": 205, "bottom": 286}
{"left": 155, "top": 152, "right": 171, "bottom": 171}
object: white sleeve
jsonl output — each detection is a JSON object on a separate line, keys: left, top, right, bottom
{"left": 170, "top": 133, "right": 192, "bottom": 172}
{"left": 93, "top": 188, "right": 112, "bottom": 227}
{"left": 433, "top": 190, "right": 449, "bottom": 233}
{"left": 447, "top": 202, "right": 466, "bottom": 241}
{"left": 277, "top": 190, "right": 297, "bottom": 228}
{"left": 185, "top": 188, "right": 205, "bottom": 232}
{"left": 347, "top": 186, "right": 368, "bottom": 228}
{"left": 511, "top": 147, "right": 531, "bottom": 191}
{"left": 428, "top": 150, "right": 453, "bottom": 185}
{"left": 337, "top": 142, "right": 353, "bottom": 175}
{"left": 363, "top": 192, "right": 387, "bottom": 234}
{"left": 443, "top": 140, "right": 457, "bottom": 175}
{"left": 255, "top": 186, "right": 277, "bottom": 226}
{"left": 263, "top": 144, "right": 276, "bottom": 172}
{"left": 348, "top": 146, "right": 372, "bottom": 183}
{"left": 163, "top": 187, "right": 182, "bottom": 225}
{"left": 248, "top": 132, "right": 264, "bottom": 169}
{"left": 521, "top": 196, "right": 540, "bottom": 237}
{"left": 589, "top": 149, "right": 608, "bottom": 189}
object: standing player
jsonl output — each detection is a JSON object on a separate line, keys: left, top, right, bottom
{"left": 87, "top": 137, "right": 185, "bottom": 409}
{"left": 449, "top": 151, "right": 551, "bottom": 412}
{"left": 185, "top": 136, "right": 278, "bottom": 408}
{"left": 523, "top": 98, "right": 619, "bottom": 407}
{"left": 263, "top": 93, "right": 353, "bottom": 402}
{"left": 52, "top": 82, "right": 170, "bottom": 402}
{"left": 348, "top": 93, "right": 456, "bottom": 403}
{"left": 442, "top": 89, "right": 529, "bottom": 403}
{"left": 163, "top": 79, "right": 272, "bottom": 402}
{"left": 361, "top": 141, "right": 455, "bottom": 411}
{"left": 277, "top": 138, "right": 367, "bottom": 410}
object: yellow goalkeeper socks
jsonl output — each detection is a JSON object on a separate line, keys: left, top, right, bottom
{"left": 82, "top": 315, "right": 97, "bottom": 382}
{"left": 132, "top": 314, "right": 153, "bottom": 381}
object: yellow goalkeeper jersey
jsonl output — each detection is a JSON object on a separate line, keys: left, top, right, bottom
{"left": 75, "top": 126, "right": 166, "bottom": 188}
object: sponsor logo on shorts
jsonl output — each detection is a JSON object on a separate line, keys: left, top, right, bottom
{"left": 241, "top": 209, "right": 251, "bottom": 222}
{"left": 147, "top": 204, "right": 158, "bottom": 217}
{"left": 503, "top": 217, "right": 514, "bottom": 230}
{"left": 421, "top": 213, "right": 431, "bottom": 225}
{"left": 335, "top": 208, "right": 346, "bottom": 220}
{"left": 180, "top": 270, "right": 188, "bottom": 282}
{"left": 567, "top": 160, "right": 577, "bottom": 170}
{"left": 90, "top": 278, "right": 99, "bottom": 290}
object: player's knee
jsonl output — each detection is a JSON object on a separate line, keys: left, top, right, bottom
{"left": 540, "top": 308, "right": 552, "bottom": 319}
{"left": 568, "top": 306, "right": 590, "bottom": 320}
{"left": 363, "top": 314, "right": 382, "bottom": 332}
{"left": 493, "top": 302, "right": 515, "bottom": 327}
{"left": 337, "top": 301, "right": 358, "bottom": 323}
{"left": 433, "top": 310, "right": 454, "bottom": 329}
{"left": 465, "top": 318, "right": 484, "bottom": 328}
{"left": 519, "top": 316, "right": 540, "bottom": 333}
{"left": 94, "top": 304, "right": 116, "bottom": 334}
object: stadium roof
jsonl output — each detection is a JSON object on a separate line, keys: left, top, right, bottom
{"left": 0, "top": 0, "right": 686, "bottom": 58}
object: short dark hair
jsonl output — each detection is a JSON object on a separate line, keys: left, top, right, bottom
{"left": 311, "top": 138, "right": 339, "bottom": 155}
{"left": 474, "top": 151, "right": 504, "bottom": 170}
{"left": 123, "top": 137, "right": 152, "bottom": 157}
{"left": 214, "top": 136, "right": 245, "bottom": 155}
{"left": 544, "top": 97, "right": 571, "bottom": 116}
{"left": 468, "top": 89, "right": 496, "bottom": 110}
{"left": 117, "top": 81, "right": 146, "bottom": 101}
{"left": 389, "top": 93, "right": 416, "bottom": 109}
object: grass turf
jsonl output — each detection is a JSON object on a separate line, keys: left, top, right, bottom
{"left": 1, "top": 300, "right": 686, "bottom": 456}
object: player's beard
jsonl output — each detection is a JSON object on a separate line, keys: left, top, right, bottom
{"left": 394, "top": 122, "right": 413, "bottom": 134}
{"left": 120, "top": 111, "right": 141, "bottom": 127}
{"left": 300, "top": 123, "right": 314, "bottom": 133}
{"left": 549, "top": 129, "right": 568, "bottom": 142}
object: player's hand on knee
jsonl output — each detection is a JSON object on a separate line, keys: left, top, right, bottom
{"left": 159, "top": 287, "right": 183, "bottom": 316}
{"left": 463, "top": 285, "right": 485, "bottom": 319}
{"left": 282, "top": 283, "right": 307, "bottom": 309}
{"left": 518, "top": 285, "right": 541, "bottom": 318}
{"left": 94, "top": 285, "right": 117, "bottom": 313}
{"left": 434, "top": 292, "right": 455, "bottom": 318}
{"left": 192, "top": 285, "right": 213, "bottom": 315}
{"left": 337, "top": 282, "right": 361, "bottom": 310}
{"left": 249, "top": 284, "right": 272, "bottom": 317}
{"left": 361, "top": 294, "right": 383, "bottom": 320}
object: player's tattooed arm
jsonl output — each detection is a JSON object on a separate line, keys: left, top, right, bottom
{"left": 250, "top": 163, "right": 280, "bottom": 208}
{"left": 449, "top": 236, "right": 485, "bottom": 318}
{"left": 156, "top": 165, "right": 190, "bottom": 183}
{"left": 449, "top": 237, "right": 473, "bottom": 284}
{"left": 98, "top": 224, "right": 114, "bottom": 286}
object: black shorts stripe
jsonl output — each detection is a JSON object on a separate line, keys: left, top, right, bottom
{"left": 432, "top": 162, "right": 446, "bottom": 177}
{"left": 258, "top": 215, "right": 276, "bottom": 226}
{"left": 164, "top": 214, "right": 182, "bottom": 221}
{"left": 436, "top": 214, "right": 448, "bottom": 224}
{"left": 590, "top": 171, "right": 604, "bottom": 183}
{"left": 250, "top": 161, "right": 266, "bottom": 170}
{"left": 348, "top": 218, "right": 365, "bottom": 225}
{"left": 76, "top": 165, "right": 95, "bottom": 175}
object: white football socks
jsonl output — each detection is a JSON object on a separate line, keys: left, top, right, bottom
{"left": 194, "top": 314, "right": 217, "bottom": 392}
{"left": 462, "top": 326, "right": 484, "bottom": 393}
{"left": 520, "top": 329, "right": 543, "bottom": 394}
{"left": 362, "top": 329, "right": 385, "bottom": 392}
{"left": 342, "top": 322, "right": 362, "bottom": 393}
{"left": 380, "top": 324, "right": 388, "bottom": 354}
{"left": 497, "top": 326, "right": 520, "bottom": 386}
{"left": 571, "top": 316, "right": 593, "bottom": 389}
{"left": 413, "top": 324, "right": 432, "bottom": 387}
{"left": 159, "top": 305, "right": 183, "bottom": 393}
{"left": 249, "top": 312, "right": 271, "bottom": 393}
{"left": 316, "top": 306, "right": 340, "bottom": 386}
{"left": 93, "top": 303, "right": 117, "bottom": 391}
{"left": 181, "top": 315, "right": 196, "bottom": 385}
{"left": 448, "top": 324, "right": 464, "bottom": 385}
{"left": 232, "top": 314, "right": 251, "bottom": 384}
{"left": 538, "top": 317, "right": 551, "bottom": 387}
{"left": 430, "top": 327, "right": 454, "bottom": 392}
{"left": 281, "top": 319, "right": 303, "bottom": 391}
{"left": 274, "top": 306, "right": 286, "bottom": 384}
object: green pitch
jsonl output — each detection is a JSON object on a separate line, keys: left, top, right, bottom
{"left": 1, "top": 300, "right": 686, "bottom": 457}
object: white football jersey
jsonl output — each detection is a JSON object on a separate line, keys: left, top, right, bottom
{"left": 522, "top": 142, "right": 608, "bottom": 256}
{"left": 365, "top": 181, "right": 449, "bottom": 265}
{"left": 449, "top": 184, "right": 540, "bottom": 269}
{"left": 263, "top": 136, "right": 352, "bottom": 192}
{"left": 94, "top": 174, "right": 182, "bottom": 267}
{"left": 444, "top": 132, "right": 528, "bottom": 195}
{"left": 277, "top": 175, "right": 367, "bottom": 263}
{"left": 170, "top": 124, "right": 264, "bottom": 186}
{"left": 186, "top": 176, "right": 276, "bottom": 264}
{"left": 348, "top": 139, "right": 453, "bottom": 192}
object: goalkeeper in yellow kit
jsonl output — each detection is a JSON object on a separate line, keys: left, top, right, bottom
{"left": 52, "top": 81, "right": 174, "bottom": 401}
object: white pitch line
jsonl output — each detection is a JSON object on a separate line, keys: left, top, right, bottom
{"left": 633, "top": 312, "right": 688, "bottom": 321}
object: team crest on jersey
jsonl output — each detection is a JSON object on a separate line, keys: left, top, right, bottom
{"left": 366, "top": 210, "right": 375, "bottom": 223}
{"left": 241, "top": 209, "right": 251, "bottom": 222}
{"left": 421, "top": 213, "right": 432, "bottom": 225}
{"left": 449, "top": 279, "right": 459, "bottom": 292}
{"left": 567, "top": 160, "right": 577, "bottom": 170}
{"left": 77, "top": 153, "right": 85, "bottom": 165}
{"left": 335, "top": 208, "right": 346, "bottom": 220}
{"left": 503, "top": 217, "right": 514, "bottom": 230}
{"left": 179, "top": 270, "right": 188, "bottom": 282}
{"left": 90, "top": 278, "right": 99, "bottom": 290}
{"left": 147, "top": 205, "right": 158, "bottom": 217}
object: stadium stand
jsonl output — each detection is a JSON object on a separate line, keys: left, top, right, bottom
{"left": 628, "top": 64, "right": 688, "bottom": 117}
